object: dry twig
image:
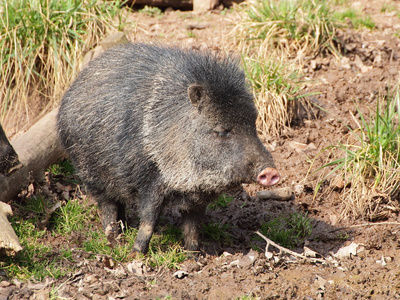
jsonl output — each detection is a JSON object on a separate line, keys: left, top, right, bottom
{"left": 329, "top": 221, "right": 400, "bottom": 233}
{"left": 255, "top": 231, "right": 325, "bottom": 263}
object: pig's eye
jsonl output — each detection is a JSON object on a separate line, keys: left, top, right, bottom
{"left": 214, "top": 129, "right": 231, "bottom": 138}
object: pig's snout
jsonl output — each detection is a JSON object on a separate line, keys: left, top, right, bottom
{"left": 257, "top": 167, "right": 280, "bottom": 187}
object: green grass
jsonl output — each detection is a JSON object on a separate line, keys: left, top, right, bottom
{"left": 334, "top": 9, "right": 376, "bottom": 29}
{"left": 147, "top": 245, "right": 186, "bottom": 270}
{"left": 243, "top": 54, "right": 309, "bottom": 135}
{"left": 2, "top": 192, "right": 190, "bottom": 280}
{"left": 256, "top": 212, "right": 313, "bottom": 249}
{"left": 48, "top": 159, "right": 76, "bottom": 177}
{"left": 315, "top": 88, "right": 400, "bottom": 220}
{"left": 208, "top": 194, "right": 234, "bottom": 210}
{"left": 52, "top": 199, "right": 98, "bottom": 234}
{"left": 202, "top": 222, "right": 232, "bottom": 246}
{"left": 2, "top": 156, "right": 189, "bottom": 280}
{"left": 0, "top": 0, "right": 127, "bottom": 131}
{"left": 331, "top": 0, "right": 348, "bottom": 4}
{"left": 236, "top": 295, "right": 260, "bottom": 300}
{"left": 186, "top": 30, "right": 196, "bottom": 38}
{"left": 381, "top": 3, "right": 397, "bottom": 13}
{"left": 2, "top": 217, "right": 72, "bottom": 280}
{"left": 138, "top": 5, "right": 163, "bottom": 17}
{"left": 231, "top": 0, "right": 334, "bottom": 135}
{"left": 233, "top": 0, "right": 340, "bottom": 59}
{"left": 146, "top": 225, "right": 187, "bottom": 269}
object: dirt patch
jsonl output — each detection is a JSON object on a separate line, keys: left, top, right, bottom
{"left": 2, "top": 1, "right": 400, "bottom": 299}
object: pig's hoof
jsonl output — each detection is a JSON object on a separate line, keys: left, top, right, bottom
{"left": 127, "top": 249, "right": 144, "bottom": 260}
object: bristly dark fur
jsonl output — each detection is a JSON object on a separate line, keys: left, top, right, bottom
{"left": 57, "top": 43, "right": 277, "bottom": 253}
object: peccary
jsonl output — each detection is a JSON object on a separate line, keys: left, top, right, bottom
{"left": 57, "top": 43, "right": 280, "bottom": 254}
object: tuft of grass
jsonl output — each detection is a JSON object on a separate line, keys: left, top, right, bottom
{"left": 83, "top": 226, "right": 139, "bottom": 262}
{"left": 334, "top": 9, "right": 376, "bottom": 29}
{"left": 381, "top": 3, "right": 397, "bottom": 13}
{"left": 147, "top": 245, "right": 187, "bottom": 270}
{"left": 138, "top": 5, "right": 163, "bottom": 17}
{"left": 186, "top": 30, "right": 196, "bottom": 38}
{"left": 208, "top": 194, "right": 234, "bottom": 210}
{"left": 243, "top": 53, "right": 311, "bottom": 136}
{"left": 315, "top": 88, "right": 400, "bottom": 220}
{"left": 236, "top": 295, "right": 260, "bottom": 300}
{"left": 0, "top": 0, "right": 127, "bottom": 132}
{"left": 232, "top": 0, "right": 340, "bottom": 59}
{"left": 146, "top": 225, "right": 187, "bottom": 269}
{"left": 1, "top": 217, "right": 73, "bottom": 280}
{"left": 48, "top": 159, "right": 76, "bottom": 177}
{"left": 231, "top": 0, "right": 334, "bottom": 135}
{"left": 256, "top": 212, "right": 312, "bottom": 249}
{"left": 202, "top": 222, "right": 232, "bottom": 246}
{"left": 52, "top": 198, "right": 98, "bottom": 234}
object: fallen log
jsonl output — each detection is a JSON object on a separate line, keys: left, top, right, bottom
{"left": 0, "top": 109, "right": 66, "bottom": 255}
{"left": 0, "top": 109, "right": 66, "bottom": 203}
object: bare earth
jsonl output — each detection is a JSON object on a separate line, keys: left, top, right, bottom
{"left": 3, "top": 0, "right": 400, "bottom": 299}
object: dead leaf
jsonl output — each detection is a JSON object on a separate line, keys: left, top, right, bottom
{"left": 354, "top": 55, "right": 373, "bottom": 73}
{"left": 265, "top": 251, "right": 274, "bottom": 260}
{"left": 127, "top": 261, "right": 146, "bottom": 276}
{"left": 238, "top": 249, "right": 258, "bottom": 267}
{"left": 98, "top": 256, "right": 116, "bottom": 269}
{"left": 303, "top": 246, "right": 319, "bottom": 258}
{"left": 332, "top": 242, "right": 361, "bottom": 259}
{"left": 105, "top": 222, "right": 119, "bottom": 247}
{"left": 376, "top": 254, "right": 386, "bottom": 266}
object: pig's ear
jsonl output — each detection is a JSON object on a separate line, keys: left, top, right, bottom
{"left": 188, "top": 84, "right": 205, "bottom": 108}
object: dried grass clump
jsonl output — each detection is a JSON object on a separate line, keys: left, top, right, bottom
{"left": 243, "top": 53, "right": 307, "bottom": 136}
{"left": 0, "top": 0, "right": 127, "bottom": 132}
{"left": 233, "top": 0, "right": 339, "bottom": 61}
{"left": 316, "top": 89, "right": 400, "bottom": 221}
{"left": 231, "top": 0, "right": 340, "bottom": 136}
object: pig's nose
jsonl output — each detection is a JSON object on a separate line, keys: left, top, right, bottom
{"left": 257, "top": 167, "right": 280, "bottom": 187}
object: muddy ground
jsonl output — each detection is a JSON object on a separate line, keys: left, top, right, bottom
{"left": 2, "top": 0, "right": 400, "bottom": 299}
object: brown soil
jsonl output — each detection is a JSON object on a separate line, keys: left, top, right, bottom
{"left": 3, "top": 0, "right": 400, "bottom": 299}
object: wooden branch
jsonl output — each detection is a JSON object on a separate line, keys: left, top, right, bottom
{"left": 0, "top": 202, "right": 22, "bottom": 255}
{"left": 256, "top": 231, "right": 326, "bottom": 263}
{"left": 329, "top": 221, "right": 400, "bottom": 233}
{"left": 0, "top": 109, "right": 67, "bottom": 203}
{"left": 0, "top": 109, "right": 66, "bottom": 255}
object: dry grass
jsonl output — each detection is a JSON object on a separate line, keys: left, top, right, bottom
{"left": 232, "top": 0, "right": 340, "bottom": 62}
{"left": 315, "top": 89, "right": 400, "bottom": 221}
{"left": 242, "top": 52, "right": 307, "bottom": 136}
{"left": 230, "top": 0, "right": 341, "bottom": 136}
{"left": 0, "top": 0, "right": 128, "bottom": 134}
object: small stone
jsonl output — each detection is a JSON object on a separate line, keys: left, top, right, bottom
{"left": 173, "top": 270, "right": 188, "bottom": 279}
{"left": 257, "top": 187, "right": 293, "bottom": 201}
{"left": 238, "top": 249, "right": 259, "bottom": 267}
